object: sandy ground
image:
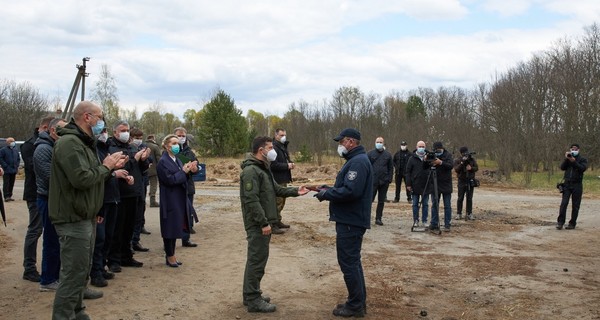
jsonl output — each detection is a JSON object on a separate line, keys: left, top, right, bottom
{"left": 1, "top": 171, "right": 599, "bottom": 319}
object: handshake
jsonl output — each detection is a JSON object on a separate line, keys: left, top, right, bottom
{"left": 307, "top": 185, "right": 331, "bottom": 202}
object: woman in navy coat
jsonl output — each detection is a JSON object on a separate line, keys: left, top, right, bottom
{"left": 157, "top": 134, "right": 198, "bottom": 267}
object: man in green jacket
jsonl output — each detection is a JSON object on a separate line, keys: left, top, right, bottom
{"left": 49, "top": 101, "right": 126, "bottom": 320}
{"left": 239, "top": 136, "right": 308, "bottom": 313}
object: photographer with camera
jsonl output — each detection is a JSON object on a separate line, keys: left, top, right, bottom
{"left": 405, "top": 141, "right": 434, "bottom": 227}
{"left": 429, "top": 142, "right": 454, "bottom": 231}
{"left": 453, "top": 146, "right": 478, "bottom": 220}
{"left": 556, "top": 143, "right": 587, "bottom": 230}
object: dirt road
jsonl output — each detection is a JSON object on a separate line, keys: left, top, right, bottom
{"left": 1, "top": 180, "right": 599, "bottom": 319}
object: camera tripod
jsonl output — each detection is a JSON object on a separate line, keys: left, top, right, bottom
{"left": 410, "top": 165, "right": 442, "bottom": 235}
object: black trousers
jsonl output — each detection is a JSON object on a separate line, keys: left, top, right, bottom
{"left": 557, "top": 183, "right": 583, "bottom": 226}
{"left": 456, "top": 180, "right": 474, "bottom": 215}
{"left": 163, "top": 238, "right": 177, "bottom": 257}
{"left": 3, "top": 173, "right": 16, "bottom": 198}
{"left": 108, "top": 197, "right": 137, "bottom": 265}
{"left": 372, "top": 182, "right": 389, "bottom": 220}
{"left": 394, "top": 173, "right": 410, "bottom": 200}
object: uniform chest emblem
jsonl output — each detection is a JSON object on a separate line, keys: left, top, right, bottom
{"left": 347, "top": 171, "right": 357, "bottom": 180}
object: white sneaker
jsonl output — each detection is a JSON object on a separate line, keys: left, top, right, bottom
{"left": 40, "top": 281, "right": 60, "bottom": 292}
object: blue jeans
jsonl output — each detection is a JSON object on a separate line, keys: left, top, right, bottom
{"left": 38, "top": 196, "right": 60, "bottom": 285}
{"left": 336, "top": 223, "right": 366, "bottom": 311}
{"left": 431, "top": 193, "right": 452, "bottom": 228}
{"left": 412, "top": 193, "right": 430, "bottom": 223}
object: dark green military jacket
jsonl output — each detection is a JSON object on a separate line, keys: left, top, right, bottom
{"left": 240, "top": 153, "right": 299, "bottom": 230}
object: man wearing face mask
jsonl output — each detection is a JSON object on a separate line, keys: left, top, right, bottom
{"left": 367, "top": 136, "right": 393, "bottom": 226}
{"left": 454, "top": 146, "right": 479, "bottom": 221}
{"left": 34, "top": 118, "right": 68, "bottom": 292}
{"left": 269, "top": 128, "right": 294, "bottom": 234}
{"left": 49, "top": 101, "right": 127, "bottom": 319}
{"left": 107, "top": 121, "right": 150, "bottom": 272}
{"left": 405, "top": 141, "right": 434, "bottom": 228}
{"left": 0, "top": 137, "right": 20, "bottom": 202}
{"left": 313, "top": 128, "right": 372, "bottom": 317}
{"left": 20, "top": 116, "right": 54, "bottom": 283}
{"left": 174, "top": 127, "right": 199, "bottom": 247}
{"left": 393, "top": 141, "right": 412, "bottom": 203}
{"left": 556, "top": 143, "right": 587, "bottom": 230}
{"left": 240, "top": 136, "right": 309, "bottom": 313}
{"left": 428, "top": 142, "right": 454, "bottom": 231}
{"left": 129, "top": 128, "right": 151, "bottom": 252}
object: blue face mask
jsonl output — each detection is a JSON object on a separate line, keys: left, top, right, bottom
{"left": 435, "top": 150, "right": 443, "bottom": 157}
{"left": 171, "top": 144, "right": 180, "bottom": 155}
{"left": 375, "top": 143, "right": 383, "bottom": 150}
{"left": 91, "top": 119, "right": 105, "bottom": 136}
{"left": 417, "top": 147, "right": 425, "bottom": 154}
{"left": 571, "top": 150, "right": 579, "bottom": 157}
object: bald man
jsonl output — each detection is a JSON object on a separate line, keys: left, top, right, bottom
{"left": 49, "top": 101, "right": 127, "bottom": 320}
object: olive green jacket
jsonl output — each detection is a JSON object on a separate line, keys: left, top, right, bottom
{"left": 49, "top": 123, "right": 111, "bottom": 224}
{"left": 240, "top": 153, "right": 298, "bottom": 230}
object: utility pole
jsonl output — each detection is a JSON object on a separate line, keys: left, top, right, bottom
{"left": 61, "top": 57, "right": 90, "bottom": 120}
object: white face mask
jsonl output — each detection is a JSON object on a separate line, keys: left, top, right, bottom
{"left": 337, "top": 145, "right": 348, "bottom": 157}
{"left": 280, "top": 135, "right": 286, "bottom": 144}
{"left": 401, "top": 146, "right": 407, "bottom": 151}
{"left": 263, "top": 149, "right": 277, "bottom": 162}
{"left": 178, "top": 137, "right": 186, "bottom": 145}
{"left": 97, "top": 133, "right": 108, "bottom": 143}
{"left": 117, "top": 132, "right": 130, "bottom": 143}
{"left": 132, "top": 139, "right": 143, "bottom": 147}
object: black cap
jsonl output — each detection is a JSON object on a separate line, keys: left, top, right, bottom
{"left": 459, "top": 146, "right": 468, "bottom": 154}
{"left": 333, "top": 128, "right": 361, "bottom": 141}
{"left": 570, "top": 143, "right": 580, "bottom": 149}
{"left": 433, "top": 141, "right": 443, "bottom": 150}
{"left": 400, "top": 141, "right": 407, "bottom": 145}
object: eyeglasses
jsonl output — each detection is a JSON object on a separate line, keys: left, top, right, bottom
{"left": 87, "top": 113, "right": 103, "bottom": 120}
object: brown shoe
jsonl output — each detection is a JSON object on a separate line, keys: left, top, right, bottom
{"left": 271, "top": 225, "right": 285, "bottom": 235}
{"left": 277, "top": 221, "right": 290, "bottom": 228}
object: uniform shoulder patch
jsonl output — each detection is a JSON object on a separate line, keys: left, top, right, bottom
{"left": 245, "top": 181, "right": 253, "bottom": 191}
{"left": 347, "top": 171, "right": 357, "bottom": 180}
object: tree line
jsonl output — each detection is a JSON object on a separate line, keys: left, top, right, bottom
{"left": 1, "top": 24, "right": 598, "bottom": 184}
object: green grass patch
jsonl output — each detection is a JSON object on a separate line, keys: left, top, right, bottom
{"left": 504, "top": 170, "right": 600, "bottom": 194}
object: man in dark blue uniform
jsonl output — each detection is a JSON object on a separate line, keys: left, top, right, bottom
{"left": 314, "top": 128, "right": 372, "bottom": 318}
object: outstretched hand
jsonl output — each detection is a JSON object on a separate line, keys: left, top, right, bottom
{"left": 298, "top": 186, "right": 310, "bottom": 195}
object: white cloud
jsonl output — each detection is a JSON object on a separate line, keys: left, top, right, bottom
{"left": 1, "top": 0, "right": 599, "bottom": 118}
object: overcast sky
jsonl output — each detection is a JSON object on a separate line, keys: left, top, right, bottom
{"left": 1, "top": 1, "right": 599, "bottom": 118}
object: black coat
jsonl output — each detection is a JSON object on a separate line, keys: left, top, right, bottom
{"left": 270, "top": 139, "right": 293, "bottom": 184}
{"left": 561, "top": 154, "right": 587, "bottom": 184}
{"left": 108, "top": 137, "right": 149, "bottom": 199}
{"left": 405, "top": 154, "right": 434, "bottom": 195}
{"left": 432, "top": 150, "right": 453, "bottom": 194}
{"left": 392, "top": 149, "right": 412, "bottom": 177}
{"left": 367, "top": 148, "right": 393, "bottom": 186}
{"left": 97, "top": 139, "right": 121, "bottom": 205}
{"left": 21, "top": 131, "right": 38, "bottom": 201}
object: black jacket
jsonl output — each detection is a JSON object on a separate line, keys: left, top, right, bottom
{"left": 108, "top": 137, "right": 149, "bottom": 199}
{"left": 97, "top": 139, "right": 121, "bottom": 205}
{"left": 454, "top": 155, "right": 479, "bottom": 182}
{"left": 405, "top": 153, "right": 434, "bottom": 195}
{"left": 433, "top": 150, "right": 454, "bottom": 194}
{"left": 393, "top": 149, "right": 412, "bottom": 177}
{"left": 21, "top": 130, "right": 38, "bottom": 201}
{"left": 561, "top": 154, "right": 587, "bottom": 184}
{"left": 270, "top": 139, "right": 293, "bottom": 184}
{"left": 319, "top": 145, "right": 373, "bottom": 229}
{"left": 367, "top": 148, "right": 393, "bottom": 186}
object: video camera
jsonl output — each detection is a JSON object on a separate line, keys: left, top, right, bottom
{"left": 462, "top": 151, "right": 476, "bottom": 161}
{"left": 424, "top": 150, "right": 438, "bottom": 166}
